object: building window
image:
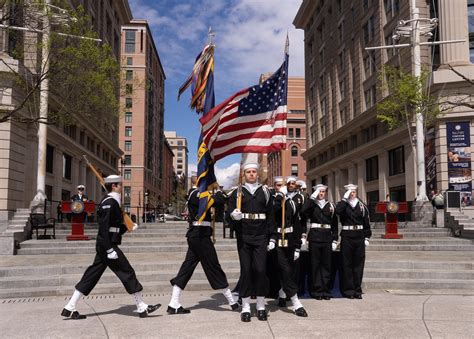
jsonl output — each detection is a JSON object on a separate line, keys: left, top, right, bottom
{"left": 126, "top": 98, "right": 132, "bottom": 108}
{"left": 125, "top": 112, "right": 132, "bottom": 123}
{"left": 291, "top": 164, "right": 298, "bottom": 176}
{"left": 291, "top": 146, "right": 298, "bottom": 157}
{"left": 124, "top": 140, "right": 132, "bottom": 151}
{"left": 364, "top": 86, "right": 376, "bottom": 109}
{"left": 63, "top": 153, "right": 72, "bottom": 180}
{"left": 124, "top": 186, "right": 131, "bottom": 198}
{"left": 320, "top": 97, "right": 327, "bottom": 116}
{"left": 385, "top": 34, "right": 397, "bottom": 58}
{"left": 388, "top": 146, "right": 405, "bottom": 176}
{"left": 469, "top": 1, "right": 474, "bottom": 62}
{"left": 319, "top": 49, "right": 324, "bottom": 66}
{"left": 177, "top": 152, "right": 183, "bottom": 157}
{"left": 339, "top": 78, "right": 346, "bottom": 100}
{"left": 363, "top": 15, "right": 375, "bottom": 45}
{"left": 289, "top": 128, "right": 294, "bottom": 138}
{"left": 126, "top": 70, "right": 133, "bottom": 81}
{"left": 295, "top": 128, "right": 301, "bottom": 138}
{"left": 124, "top": 155, "right": 132, "bottom": 165}
{"left": 126, "top": 57, "right": 133, "bottom": 65}
{"left": 124, "top": 203, "right": 131, "bottom": 213}
{"left": 339, "top": 50, "right": 345, "bottom": 71}
{"left": 385, "top": 0, "right": 400, "bottom": 19}
{"left": 124, "top": 169, "right": 131, "bottom": 180}
{"left": 177, "top": 165, "right": 183, "bottom": 170}
{"left": 126, "top": 84, "right": 133, "bottom": 94}
{"left": 338, "top": 20, "right": 344, "bottom": 43}
{"left": 125, "top": 126, "right": 132, "bottom": 137}
{"left": 177, "top": 159, "right": 183, "bottom": 163}
{"left": 177, "top": 140, "right": 183, "bottom": 146}
{"left": 46, "top": 144, "right": 54, "bottom": 174}
{"left": 364, "top": 54, "right": 375, "bottom": 79}
{"left": 365, "top": 156, "right": 379, "bottom": 182}
{"left": 124, "top": 30, "right": 135, "bottom": 53}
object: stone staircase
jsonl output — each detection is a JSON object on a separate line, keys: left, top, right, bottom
{"left": 445, "top": 208, "right": 474, "bottom": 239}
{"left": 0, "top": 208, "right": 31, "bottom": 255}
{"left": 0, "top": 221, "right": 472, "bottom": 298}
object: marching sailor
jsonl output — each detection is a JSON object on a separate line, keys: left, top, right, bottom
{"left": 300, "top": 184, "right": 338, "bottom": 300}
{"left": 227, "top": 162, "right": 276, "bottom": 322}
{"left": 273, "top": 177, "right": 308, "bottom": 317}
{"left": 335, "top": 184, "right": 372, "bottom": 299}
{"left": 61, "top": 175, "right": 160, "bottom": 319}
{"left": 167, "top": 186, "right": 238, "bottom": 314}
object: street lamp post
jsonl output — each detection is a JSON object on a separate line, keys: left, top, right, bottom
{"left": 365, "top": 0, "right": 464, "bottom": 203}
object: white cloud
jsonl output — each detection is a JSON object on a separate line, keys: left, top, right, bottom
{"left": 215, "top": 163, "right": 240, "bottom": 189}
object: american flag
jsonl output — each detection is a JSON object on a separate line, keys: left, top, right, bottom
{"left": 199, "top": 53, "right": 288, "bottom": 161}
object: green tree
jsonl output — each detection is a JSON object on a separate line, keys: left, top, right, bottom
{"left": 0, "top": 1, "right": 122, "bottom": 125}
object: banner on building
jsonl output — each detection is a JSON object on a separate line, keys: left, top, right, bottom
{"left": 446, "top": 121, "right": 472, "bottom": 206}
{"left": 425, "top": 127, "right": 437, "bottom": 195}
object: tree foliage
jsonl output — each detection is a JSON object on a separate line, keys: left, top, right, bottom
{"left": 0, "top": 0, "right": 122, "bottom": 125}
{"left": 376, "top": 66, "right": 441, "bottom": 131}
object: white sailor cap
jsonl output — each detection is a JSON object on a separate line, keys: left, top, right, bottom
{"left": 242, "top": 163, "right": 259, "bottom": 171}
{"left": 296, "top": 180, "right": 306, "bottom": 188}
{"left": 273, "top": 176, "right": 284, "bottom": 184}
{"left": 104, "top": 175, "right": 122, "bottom": 184}
{"left": 77, "top": 184, "right": 85, "bottom": 189}
{"left": 313, "top": 184, "right": 328, "bottom": 191}
{"left": 344, "top": 184, "right": 358, "bottom": 191}
{"left": 286, "top": 176, "right": 297, "bottom": 183}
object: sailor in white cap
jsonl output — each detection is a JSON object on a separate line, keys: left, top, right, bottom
{"left": 62, "top": 174, "right": 160, "bottom": 319}
{"left": 227, "top": 162, "right": 276, "bottom": 322}
{"left": 167, "top": 184, "right": 238, "bottom": 315}
{"left": 71, "top": 184, "right": 88, "bottom": 202}
{"left": 335, "top": 184, "right": 372, "bottom": 299}
{"left": 272, "top": 176, "right": 308, "bottom": 317}
{"left": 300, "top": 184, "right": 338, "bottom": 300}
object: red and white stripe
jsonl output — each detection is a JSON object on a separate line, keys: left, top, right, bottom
{"left": 199, "top": 88, "right": 287, "bottom": 161}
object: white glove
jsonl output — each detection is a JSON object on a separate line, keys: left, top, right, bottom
{"left": 332, "top": 241, "right": 338, "bottom": 251}
{"left": 301, "top": 236, "right": 307, "bottom": 247}
{"left": 310, "top": 188, "right": 320, "bottom": 200}
{"left": 267, "top": 241, "right": 276, "bottom": 251}
{"left": 107, "top": 249, "right": 118, "bottom": 260}
{"left": 280, "top": 186, "right": 288, "bottom": 195}
{"left": 294, "top": 249, "right": 300, "bottom": 261}
{"left": 344, "top": 189, "right": 351, "bottom": 199}
{"left": 364, "top": 238, "right": 370, "bottom": 247}
{"left": 132, "top": 223, "right": 138, "bottom": 231}
{"left": 231, "top": 209, "right": 243, "bottom": 221}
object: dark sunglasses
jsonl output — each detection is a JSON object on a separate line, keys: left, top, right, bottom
{"left": 78, "top": 188, "right": 84, "bottom": 191}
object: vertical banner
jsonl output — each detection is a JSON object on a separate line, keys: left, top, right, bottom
{"left": 446, "top": 122, "right": 472, "bottom": 206}
{"left": 425, "top": 127, "right": 437, "bottom": 196}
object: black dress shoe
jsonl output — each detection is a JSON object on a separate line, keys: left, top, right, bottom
{"left": 355, "top": 294, "right": 363, "bottom": 299}
{"left": 167, "top": 306, "right": 191, "bottom": 315}
{"left": 347, "top": 295, "right": 355, "bottom": 299}
{"left": 315, "top": 296, "right": 323, "bottom": 300}
{"left": 295, "top": 307, "right": 308, "bottom": 317}
{"left": 139, "top": 304, "right": 161, "bottom": 318}
{"left": 277, "top": 297, "right": 286, "bottom": 307}
{"left": 323, "top": 296, "right": 331, "bottom": 300}
{"left": 231, "top": 303, "right": 239, "bottom": 311}
{"left": 257, "top": 310, "right": 267, "bottom": 321}
{"left": 61, "top": 308, "right": 86, "bottom": 320}
{"left": 241, "top": 312, "right": 251, "bottom": 322}
{"left": 237, "top": 297, "right": 242, "bottom": 305}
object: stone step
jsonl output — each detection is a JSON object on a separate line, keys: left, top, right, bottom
{"left": 363, "top": 268, "right": 473, "bottom": 280}
{"left": 362, "top": 278, "right": 473, "bottom": 291}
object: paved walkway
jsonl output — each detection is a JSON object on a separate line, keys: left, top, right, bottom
{"left": 0, "top": 290, "right": 472, "bottom": 338}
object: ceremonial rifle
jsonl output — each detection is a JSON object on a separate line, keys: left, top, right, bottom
{"left": 82, "top": 155, "right": 135, "bottom": 232}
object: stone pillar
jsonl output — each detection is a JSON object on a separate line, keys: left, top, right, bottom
{"left": 328, "top": 171, "right": 335, "bottom": 202}
{"left": 334, "top": 169, "right": 342, "bottom": 201}
{"left": 378, "top": 152, "right": 389, "bottom": 200}
{"left": 356, "top": 160, "right": 365, "bottom": 199}
{"left": 438, "top": 0, "right": 470, "bottom": 66}
{"left": 54, "top": 147, "right": 63, "bottom": 200}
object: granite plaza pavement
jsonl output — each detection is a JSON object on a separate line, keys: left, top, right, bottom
{"left": 0, "top": 289, "right": 472, "bottom": 338}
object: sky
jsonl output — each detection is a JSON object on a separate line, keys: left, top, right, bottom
{"left": 128, "top": 0, "right": 305, "bottom": 188}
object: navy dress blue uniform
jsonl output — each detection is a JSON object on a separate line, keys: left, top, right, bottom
{"left": 227, "top": 185, "right": 276, "bottom": 298}
{"left": 335, "top": 199, "right": 372, "bottom": 298}
{"left": 273, "top": 193, "right": 302, "bottom": 298}
{"left": 300, "top": 198, "right": 338, "bottom": 298}
{"left": 170, "top": 189, "right": 230, "bottom": 290}
{"left": 75, "top": 195, "right": 143, "bottom": 296}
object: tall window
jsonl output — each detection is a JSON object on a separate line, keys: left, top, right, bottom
{"left": 469, "top": 1, "right": 474, "bottom": 62}
{"left": 385, "top": 0, "right": 400, "bottom": 19}
{"left": 124, "top": 30, "right": 135, "bottom": 53}
{"left": 124, "top": 155, "right": 132, "bottom": 165}
{"left": 291, "top": 164, "right": 298, "bottom": 176}
{"left": 388, "top": 146, "right": 405, "bottom": 176}
{"left": 125, "top": 126, "right": 132, "bottom": 137}
{"left": 291, "top": 146, "right": 298, "bottom": 157}
{"left": 289, "top": 128, "right": 294, "bottom": 138}
{"left": 126, "top": 57, "right": 133, "bottom": 65}
{"left": 126, "top": 70, "right": 133, "bottom": 80}
{"left": 46, "top": 144, "right": 54, "bottom": 174}
{"left": 126, "top": 84, "right": 133, "bottom": 94}
{"left": 126, "top": 98, "right": 132, "bottom": 108}
{"left": 124, "top": 169, "right": 131, "bottom": 180}
{"left": 124, "top": 186, "right": 131, "bottom": 198}
{"left": 125, "top": 112, "right": 132, "bottom": 123}
{"left": 365, "top": 156, "right": 379, "bottom": 181}
{"left": 63, "top": 153, "right": 72, "bottom": 180}
{"left": 124, "top": 140, "right": 132, "bottom": 151}
{"left": 295, "top": 128, "right": 301, "bottom": 138}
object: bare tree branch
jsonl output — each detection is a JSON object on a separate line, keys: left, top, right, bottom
{"left": 447, "top": 64, "right": 474, "bottom": 85}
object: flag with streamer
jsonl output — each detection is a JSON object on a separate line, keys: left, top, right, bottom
{"left": 178, "top": 41, "right": 218, "bottom": 223}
